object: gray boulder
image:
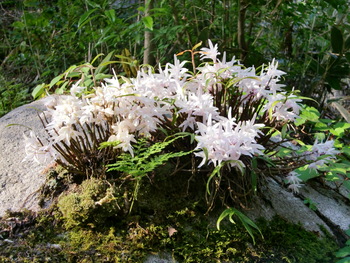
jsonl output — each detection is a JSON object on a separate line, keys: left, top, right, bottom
{"left": 0, "top": 98, "right": 52, "bottom": 217}
{"left": 247, "top": 177, "right": 350, "bottom": 244}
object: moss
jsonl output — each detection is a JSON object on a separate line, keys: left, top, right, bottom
{"left": 57, "top": 178, "right": 125, "bottom": 229}
{"left": 0, "top": 208, "right": 339, "bottom": 263}
{"left": 0, "top": 166, "right": 340, "bottom": 262}
{"left": 254, "top": 216, "right": 339, "bottom": 263}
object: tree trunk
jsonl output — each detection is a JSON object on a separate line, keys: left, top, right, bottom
{"left": 143, "top": 0, "right": 155, "bottom": 65}
{"left": 237, "top": 0, "right": 248, "bottom": 62}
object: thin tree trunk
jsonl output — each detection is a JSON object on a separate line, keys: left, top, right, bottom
{"left": 143, "top": 0, "right": 155, "bottom": 65}
{"left": 237, "top": 0, "right": 248, "bottom": 62}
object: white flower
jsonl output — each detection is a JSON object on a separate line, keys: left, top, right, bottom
{"left": 23, "top": 131, "right": 55, "bottom": 164}
{"left": 264, "top": 92, "right": 302, "bottom": 122}
{"left": 54, "top": 125, "right": 83, "bottom": 145}
{"left": 288, "top": 183, "right": 302, "bottom": 194}
{"left": 70, "top": 81, "right": 86, "bottom": 97}
{"left": 286, "top": 171, "right": 303, "bottom": 193}
{"left": 200, "top": 39, "right": 220, "bottom": 62}
{"left": 305, "top": 139, "right": 339, "bottom": 170}
{"left": 108, "top": 130, "right": 136, "bottom": 156}
{"left": 312, "top": 139, "right": 339, "bottom": 156}
{"left": 167, "top": 55, "right": 190, "bottom": 79}
{"left": 177, "top": 90, "right": 219, "bottom": 131}
{"left": 194, "top": 112, "right": 264, "bottom": 168}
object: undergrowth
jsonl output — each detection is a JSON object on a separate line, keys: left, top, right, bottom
{"left": 0, "top": 211, "right": 339, "bottom": 263}
{"left": 0, "top": 71, "right": 30, "bottom": 117}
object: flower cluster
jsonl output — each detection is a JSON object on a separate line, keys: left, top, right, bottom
{"left": 306, "top": 139, "right": 339, "bottom": 170}
{"left": 286, "top": 171, "right": 303, "bottom": 193}
{"left": 24, "top": 40, "right": 303, "bottom": 181}
{"left": 281, "top": 138, "right": 340, "bottom": 193}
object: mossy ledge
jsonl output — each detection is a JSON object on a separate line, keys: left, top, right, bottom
{"left": 0, "top": 165, "right": 340, "bottom": 263}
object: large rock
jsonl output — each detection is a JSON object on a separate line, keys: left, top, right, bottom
{"left": 0, "top": 98, "right": 52, "bottom": 217}
{"left": 247, "top": 177, "right": 350, "bottom": 244}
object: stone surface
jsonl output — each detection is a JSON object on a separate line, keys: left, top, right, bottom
{"left": 144, "top": 253, "right": 177, "bottom": 263}
{"left": 300, "top": 182, "right": 350, "bottom": 231}
{"left": 0, "top": 98, "right": 52, "bottom": 217}
{"left": 246, "top": 177, "right": 350, "bottom": 243}
{"left": 247, "top": 178, "right": 331, "bottom": 233}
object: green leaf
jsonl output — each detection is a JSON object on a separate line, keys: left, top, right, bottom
{"left": 95, "top": 51, "right": 115, "bottom": 75}
{"left": 55, "top": 81, "right": 69, "bottom": 94}
{"left": 336, "top": 246, "right": 350, "bottom": 258}
{"left": 330, "top": 122, "right": 350, "bottom": 137}
{"left": 234, "top": 209, "right": 263, "bottom": 244}
{"left": 31, "top": 83, "right": 47, "bottom": 99}
{"left": 95, "top": 73, "right": 112, "bottom": 80}
{"left": 85, "top": 0, "right": 101, "bottom": 9}
{"left": 66, "top": 72, "right": 82, "bottom": 78}
{"left": 314, "top": 120, "right": 329, "bottom": 132}
{"left": 90, "top": 53, "right": 105, "bottom": 65}
{"left": 63, "top": 65, "right": 78, "bottom": 76}
{"left": 281, "top": 124, "right": 288, "bottom": 139}
{"left": 251, "top": 170, "right": 257, "bottom": 194}
{"left": 49, "top": 74, "right": 64, "bottom": 89}
{"left": 331, "top": 26, "right": 343, "bottom": 54}
{"left": 302, "top": 106, "right": 320, "bottom": 122}
{"left": 137, "top": 6, "right": 145, "bottom": 12}
{"left": 335, "top": 257, "right": 350, "bottom": 263}
{"left": 104, "top": 9, "right": 116, "bottom": 23}
{"left": 24, "top": 0, "right": 39, "bottom": 7}
{"left": 217, "top": 208, "right": 236, "bottom": 230}
{"left": 275, "top": 147, "right": 293, "bottom": 158}
{"left": 107, "top": 133, "right": 192, "bottom": 179}
{"left": 326, "top": 172, "right": 340, "bottom": 181}
{"left": 295, "top": 165, "right": 319, "bottom": 182}
{"left": 206, "top": 163, "right": 224, "bottom": 194}
{"left": 12, "top": 21, "right": 25, "bottom": 29}
{"left": 295, "top": 105, "right": 320, "bottom": 126}
{"left": 77, "top": 9, "right": 97, "bottom": 29}
{"left": 83, "top": 78, "right": 93, "bottom": 87}
{"left": 142, "top": 16, "right": 153, "bottom": 31}
{"left": 342, "top": 146, "right": 350, "bottom": 157}
{"left": 217, "top": 207, "right": 263, "bottom": 244}
{"left": 99, "top": 141, "right": 121, "bottom": 150}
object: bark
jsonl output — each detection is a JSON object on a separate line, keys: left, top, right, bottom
{"left": 237, "top": 0, "right": 249, "bottom": 62}
{"left": 143, "top": 0, "right": 155, "bottom": 65}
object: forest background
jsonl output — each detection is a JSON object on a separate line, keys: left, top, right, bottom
{"left": 0, "top": 0, "right": 350, "bottom": 116}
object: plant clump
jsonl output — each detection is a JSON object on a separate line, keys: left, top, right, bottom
{"left": 20, "top": 40, "right": 349, "bottom": 255}
{"left": 23, "top": 41, "right": 307, "bottom": 203}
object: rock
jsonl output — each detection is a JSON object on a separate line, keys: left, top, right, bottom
{"left": 144, "top": 253, "right": 177, "bottom": 263}
{"left": 247, "top": 178, "right": 331, "bottom": 233}
{"left": 247, "top": 177, "right": 350, "bottom": 244}
{"left": 0, "top": 98, "right": 52, "bottom": 217}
